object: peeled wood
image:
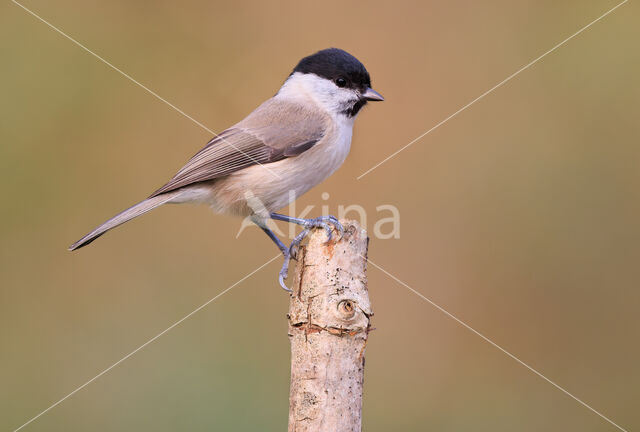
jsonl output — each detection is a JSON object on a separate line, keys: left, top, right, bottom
{"left": 287, "top": 220, "right": 372, "bottom": 432}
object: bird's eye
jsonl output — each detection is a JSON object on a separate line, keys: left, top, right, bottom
{"left": 335, "top": 78, "right": 347, "bottom": 88}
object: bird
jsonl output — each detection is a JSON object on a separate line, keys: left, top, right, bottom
{"left": 69, "top": 47, "right": 384, "bottom": 291}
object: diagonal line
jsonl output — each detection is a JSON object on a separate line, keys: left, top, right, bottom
{"left": 11, "top": 254, "right": 281, "bottom": 432}
{"left": 11, "top": 0, "right": 282, "bottom": 180}
{"left": 365, "top": 256, "right": 630, "bottom": 432}
{"left": 357, "top": 0, "right": 630, "bottom": 180}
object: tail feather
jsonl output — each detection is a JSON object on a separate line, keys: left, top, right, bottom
{"left": 68, "top": 191, "right": 182, "bottom": 251}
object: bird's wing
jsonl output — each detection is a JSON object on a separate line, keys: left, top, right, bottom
{"left": 150, "top": 99, "right": 328, "bottom": 197}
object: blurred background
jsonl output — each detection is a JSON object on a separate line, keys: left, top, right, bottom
{"left": 2, "top": 0, "right": 639, "bottom": 430}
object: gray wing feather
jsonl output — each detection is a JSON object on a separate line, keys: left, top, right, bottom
{"left": 150, "top": 99, "right": 327, "bottom": 197}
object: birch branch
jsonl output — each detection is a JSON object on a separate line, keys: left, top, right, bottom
{"left": 287, "top": 220, "right": 372, "bottom": 432}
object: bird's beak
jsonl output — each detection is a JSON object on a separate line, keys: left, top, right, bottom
{"left": 362, "top": 87, "right": 384, "bottom": 102}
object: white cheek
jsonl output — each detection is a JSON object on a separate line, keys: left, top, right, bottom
{"left": 335, "top": 88, "right": 358, "bottom": 103}
{"left": 279, "top": 73, "right": 359, "bottom": 115}
{"left": 312, "top": 85, "right": 359, "bottom": 116}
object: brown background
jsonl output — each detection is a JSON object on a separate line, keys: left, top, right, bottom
{"left": 1, "top": 1, "right": 639, "bottom": 430}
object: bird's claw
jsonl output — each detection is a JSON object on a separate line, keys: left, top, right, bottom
{"left": 278, "top": 249, "right": 293, "bottom": 292}
{"left": 278, "top": 272, "right": 291, "bottom": 292}
{"left": 302, "top": 216, "right": 344, "bottom": 243}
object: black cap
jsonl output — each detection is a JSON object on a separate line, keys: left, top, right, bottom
{"left": 292, "top": 48, "right": 372, "bottom": 91}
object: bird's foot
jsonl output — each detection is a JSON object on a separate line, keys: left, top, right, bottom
{"left": 269, "top": 213, "right": 344, "bottom": 244}
{"left": 275, "top": 216, "right": 343, "bottom": 292}
{"left": 301, "top": 216, "right": 344, "bottom": 244}
{"left": 289, "top": 217, "right": 343, "bottom": 259}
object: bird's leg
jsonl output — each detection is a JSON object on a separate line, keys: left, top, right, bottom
{"left": 270, "top": 213, "right": 344, "bottom": 245}
{"left": 259, "top": 226, "right": 293, "bottom": 292}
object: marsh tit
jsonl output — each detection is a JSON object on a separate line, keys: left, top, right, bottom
{"left": 69, "top": 48, "right": 384, "bottom": 291}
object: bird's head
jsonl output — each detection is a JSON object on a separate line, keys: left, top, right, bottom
{"left": 281, "top": 48, "right": 384, "bottom": 118}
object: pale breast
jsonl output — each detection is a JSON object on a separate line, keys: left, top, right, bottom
{"left": 206, "top": 115, "right": 353, "bottom": 216}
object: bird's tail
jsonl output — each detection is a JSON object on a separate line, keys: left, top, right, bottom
{"left": 68, "top": 190, "right": 183, "bottom": 251}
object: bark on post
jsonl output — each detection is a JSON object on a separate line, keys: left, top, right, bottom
{"left": 287, "top": 220, "right": 372, "bottom": 432}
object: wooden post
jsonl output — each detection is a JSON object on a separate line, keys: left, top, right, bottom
{"left": 287, "top": 220, "right": 372, "bottom": 432}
